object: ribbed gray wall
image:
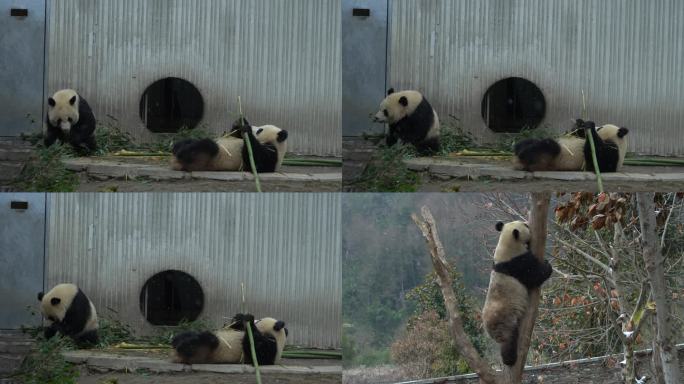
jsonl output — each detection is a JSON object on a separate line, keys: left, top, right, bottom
{"left": 388, "top": 0, "right": 684, "bottom": 156}
{"left": 46, "top": 0, "right": 341, "bottom": 156}
{"left": 45, "top": 193, "right": 341, "bottom": 349}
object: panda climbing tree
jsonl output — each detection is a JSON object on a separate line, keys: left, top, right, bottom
{"left": 411, "top": 193, "right": 552, "bottom": 384}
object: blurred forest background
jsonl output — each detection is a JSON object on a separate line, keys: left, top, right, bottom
{"left": 342, "top": 193, "right": 684, "bottom": 382}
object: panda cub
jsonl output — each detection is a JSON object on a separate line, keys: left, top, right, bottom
{"left": 513, "top": 119, "right": 629, "bottom": 172}
{"left": 373, "top": 88, "right": 440, "bottom": 155}
{"left": 45, "top": 89, "right": 97, "bottom": 153}
{"left": 172, "top": 313, "right": 288, "bottom": 365}
{"left": 37, "top": 283, "right": 99, "bottom": 347}
{"left": 171, "top": 119, "right": 288, "bottom": 173}
{"left": 482, "top": 221, "right": 552, "bottom": 366}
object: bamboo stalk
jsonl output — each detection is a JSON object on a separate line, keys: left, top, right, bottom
{"left": 582, "top": 90, "right": 604, "bottom": 193}
{"left": 238, "top": 97, "right": 262, "bottom": 193}
{"left": 241, "top": 283, "right": 262, "bottom": 384}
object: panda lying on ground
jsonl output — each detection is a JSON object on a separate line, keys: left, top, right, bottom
{"left": 513, "top": 119, "right": 629, "bottom": 172}
{"left": 172, "top": 313, "right": 288, "bottom": 365}
{"left": 45, "top": 89, "right": 97, "bottom": 154}
{"left": 482, "top": 221, "right": 553, "bottom": 366}
{"left": 373, "top": 88, "right": 441, "bottom": 155}
{"left": 37, "top": 283, "right": 99, "bottom": 347}
{"left": 171, "top": 119, "right": 288, "bottom": 173}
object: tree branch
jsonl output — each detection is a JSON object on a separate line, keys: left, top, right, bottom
{"left": 412, "top": 208, "right": 499, "bottom": 384}
{"left": 502, "top": 192, "right": 551, "bottom": 382}
{"left": 637, "top": 193, "right": 681, "bottom": 384}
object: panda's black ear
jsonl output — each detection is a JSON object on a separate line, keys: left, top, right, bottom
{"left": 69, "top": 96, "right": 77, "bottom": 106}
{"left": 495, "top": 222, "right": 504, "bottom": 232}
{"left": 48, "top": 98, "right": 56, "bottom": 107}
{"left": 399, "top": 96, "right": 408, "bottom": 107}
{"left": 513, "top": 229, "right": 520, "bottom": 240}
{"left": 618, "top": 127, "right": 629, "bottom": 138}
{"left": 274, "top": 320, "right": 286, "bottom": 332}
{"left": 51, "top": 298, "right": 61, "bottom": 306}
{"left": 387, "top": 88, "right": 395, "bottom": 96}
{"left": 37, "top": 292, "right": 44, "bottom": 301}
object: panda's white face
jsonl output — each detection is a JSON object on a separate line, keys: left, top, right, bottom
{"left": 494, "top": 221, "right": 532, "bottom": 263}
{"left": 38, "top": 283, "right": 79, "bottom": 322}
{"left": 255, "top": 317, "right": 288, "bottom": 361}
{"left": 48, "top": 90, "right": 80, "bottom": 132}
{"left": 373, "top": 90, "right": 423, "bottom": 125}
{"left": 597, "top": 124, "right": 629, "bottom": 145}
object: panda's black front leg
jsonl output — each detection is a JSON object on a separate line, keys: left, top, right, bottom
{"left": 44, "top": 322, "right": 60, "bottom": 339}
{"left": 386, "top": 124, "right": 399, "bottom": 147}
{"left": 44, "top": 127, "right": 60, "bottom": 148}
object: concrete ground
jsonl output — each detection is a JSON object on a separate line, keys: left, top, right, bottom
{"left": 64, "top": 156, "right": 341, "bottom": 192}
{"left": 405, "top": 157, "right": 684, "bottom": 192}
{"left": 64, "top": 350, "right": 341, "bottom": 384}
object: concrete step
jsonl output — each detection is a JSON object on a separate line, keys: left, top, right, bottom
{"left": 0, "top": 149, "right": 33, "bottom": 162}
{"left": 0, "top": 340, "right": 33, "bottom": 355}
{"left": 0, "top": 354, "right": 24, "bottom": 376}
{"left": 0, "top": 163, "right": 23, "bottom": 182}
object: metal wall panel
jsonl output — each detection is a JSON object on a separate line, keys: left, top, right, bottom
{"left": 46, "top": 0, "right": 341, "bottom": 156}
{"left": 45, "top": 193, "right": 341, "bottom": 348}
{"left": 388, "top": 0, "right": 684, "bottom": 156}
{"left": 0, "top": 193, "right": 46, "bottom": 329}
{"left": 342, "top": 0, "right": 389, "bottom": 136}
{"left": 0, "top": 0, "right": 46, "bottom": 136}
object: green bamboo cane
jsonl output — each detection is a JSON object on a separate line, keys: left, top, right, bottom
{"left": 241, "top": 282, "right": 262, "bottom": 384}
{"left": 238, "top": 97, "right": 262, "bottom": 193}
{"left": 582, "top": 90, "right": 604, "bottom": 193}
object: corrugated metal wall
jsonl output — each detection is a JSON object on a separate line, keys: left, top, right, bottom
{"left": 388, "top": 0, "right": 684, "bottom": 156}
{"left": 46, "top": 0, "right": 341, "bottom": 157}
{"left": 45, "top": 193, "right": 341, "bottom": 349}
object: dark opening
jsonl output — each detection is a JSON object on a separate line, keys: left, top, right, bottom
{"left": 139, "top": 270, "right": 204, "bottom": 326}
{"left": 481, "top": 77, "right": 546, "bottom": 133}
{"left": 139, "top": 77, "right": 204, "bottom": 133}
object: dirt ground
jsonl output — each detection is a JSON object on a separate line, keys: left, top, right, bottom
{"left": 76, "top": 178, "right": 341, "bottom": 192}
{"left": 77, "top": 370, "right": 341, "bottom": 384}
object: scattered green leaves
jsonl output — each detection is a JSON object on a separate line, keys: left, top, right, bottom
{"left": 14, "top": 337, "right": 79, "bottom": 384}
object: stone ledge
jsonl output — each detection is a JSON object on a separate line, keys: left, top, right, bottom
{"left": 404, "top": 158, "right": 684, "bottom": 183}
{"left": 63, "top": 351, "right": 341, "bottom": 375}
{"left": 63, "top": 159, "right": 341, "bottom": 183}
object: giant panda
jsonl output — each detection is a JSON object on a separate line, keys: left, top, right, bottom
{"left": 171, "top": 119, "right": 288, "bottom": 173}
{"left": 171, "top": 313, "right": 288, "bottom": 365}
{"left": 45, "top": 89, "right": 97, "bottom": 154}
{"left": 482, "top": 221, "right": 553, "bottom": 366}
{"left": 373, "top": 88, "right": 440, "bottom": 155}
{"left": 513, "top": 119, "right": 629, "bottom": 172}
{"left": 37, "top": 283, "right": 99, "bottom": 347}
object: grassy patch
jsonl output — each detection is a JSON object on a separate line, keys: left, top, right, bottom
{"left": 147, "top": 318, "right": 213, "bottom": 346}
{"left": 14, "top": 337, "right": 79, "bottom": 384}
{"left": 492, "top": 124, "right": 554, "bottom": 153}
{"left": 96, "top": 316, "right": 134, "bottom": 348}
{"left": 351, "top": 144, "right": 421, "bottom": 192}
{"left": 13, "top": 145, "right": 79, "bottom": 192}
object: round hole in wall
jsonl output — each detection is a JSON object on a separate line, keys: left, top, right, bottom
{"left": 139, "top": 270, "right": 204, "bottom": 326}
{"left": 481, "top": 77, "right": 546, "bottom": 133}
{"left": 139, "top": 77, "right": 204, "bottom": 133}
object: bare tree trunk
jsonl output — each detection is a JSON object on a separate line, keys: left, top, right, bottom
{"left": 501, "top": 192, "right": 551, "bottom": 383}
{"left": 637, "top": 193, "right": 681, "bottom": 384}
{"left": 412, "top": 207, "right": 499, "bottom": 384}
{"left": 413, "top": 193, "right": 551, "bottom": 384}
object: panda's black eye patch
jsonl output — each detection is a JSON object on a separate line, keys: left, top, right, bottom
{"left": 57, "top": 119, "right": 62, "bottom": 125}
{"left": 257, "top": 128, "right": 264, "bottom": 135}
{"left": 383, "top": 109, "right": 388, "bottom": 117}
{"left": 68, "top": 118, "right": 73, "bottom": 123}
